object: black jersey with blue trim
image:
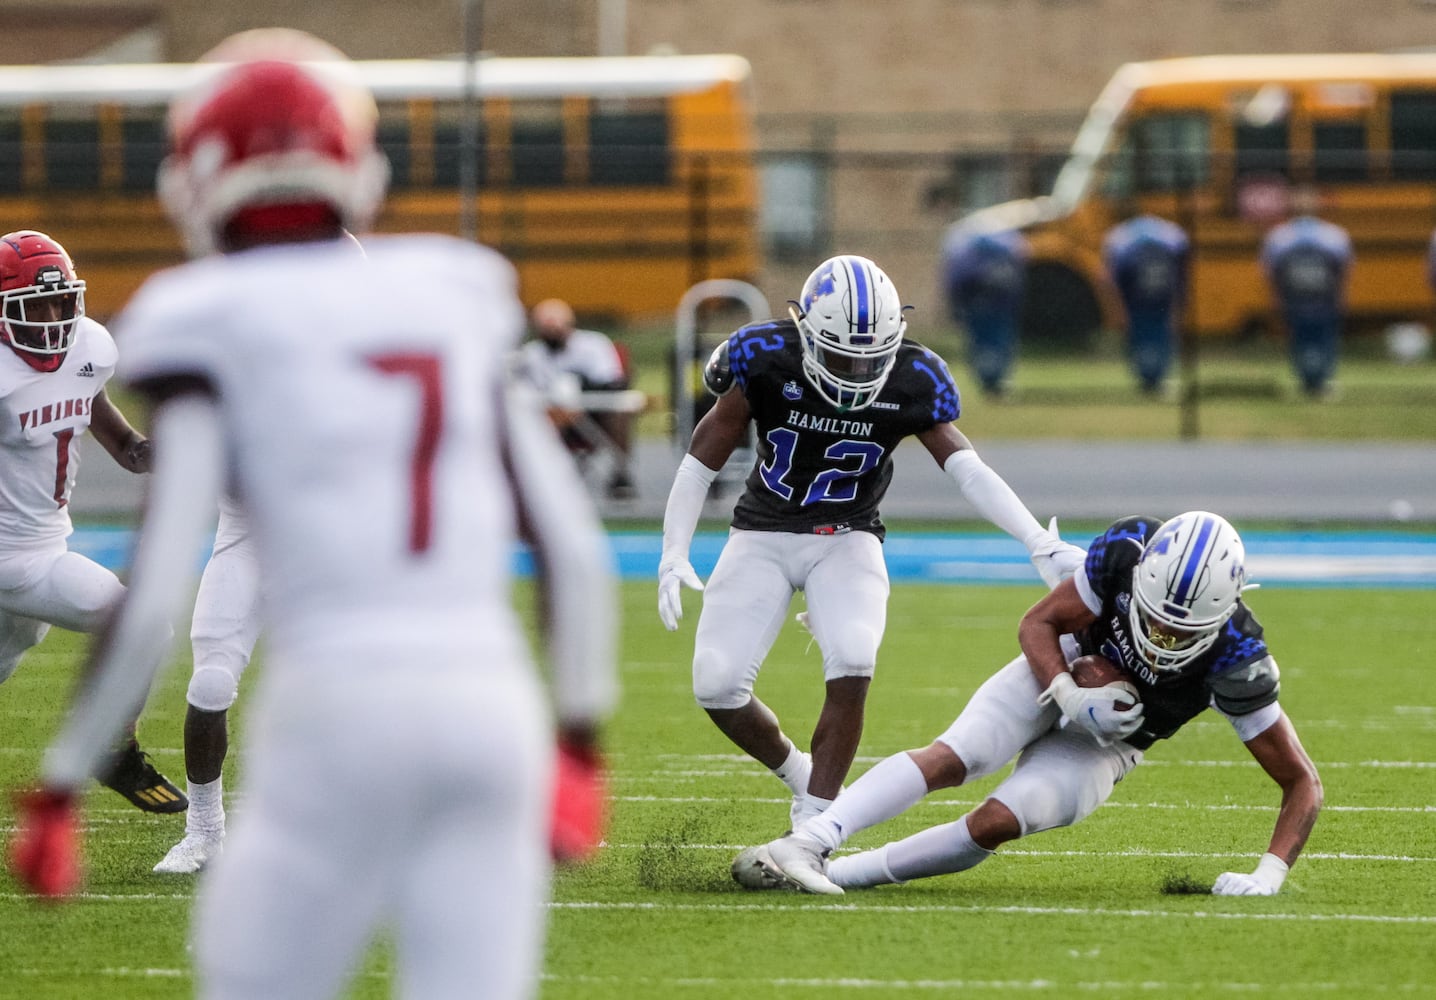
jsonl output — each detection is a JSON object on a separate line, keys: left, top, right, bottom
{"left": 1075, "top": 515, "right": 1280, "bottom": 750}
{"left": 724, "top": 319, "right": 961, "bottom": 540}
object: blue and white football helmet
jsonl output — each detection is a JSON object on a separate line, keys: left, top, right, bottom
{"left": 789, "top": 254, "right": 906, "bottom": 411}
{"left": 1129, "top": 511, "right": 1248, "bottom": 672}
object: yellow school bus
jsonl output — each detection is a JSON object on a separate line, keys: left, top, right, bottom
{"left": 0, "top": 54, "right": 759, "bottom": 322}
{"left": 958, "top": 53, "right": 1436, "bottom": 342}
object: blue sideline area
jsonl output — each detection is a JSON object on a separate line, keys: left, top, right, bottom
{"left": 70, "top": 527, "right": 1436, "bottom": 589}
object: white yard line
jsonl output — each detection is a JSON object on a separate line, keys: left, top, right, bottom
{"left": 540, "top": 973, "right": 1421, "bottom": 993}
{"left": 549, "top": 900, "right": 1436, "bottom": 925}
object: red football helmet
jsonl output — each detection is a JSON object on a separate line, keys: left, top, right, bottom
{"left": 0, "top": 231, "right": 86, "bottom": 372}
{"left": 158, "top": 30, "right": 388, "bottom": 257}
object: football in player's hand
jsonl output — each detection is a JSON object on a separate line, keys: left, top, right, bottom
{"left": 1069, "top": 654, "right": 1140, "bottom": 711}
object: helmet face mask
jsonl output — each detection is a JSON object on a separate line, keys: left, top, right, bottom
{"left": 1128, "top": 511, "right": 1247, "bottom": 672}
{"left": 0, "top": 231, "right": 86, "bottom": 371}
{"left": 790, "top": 254, "right": 906, "bottom": 411}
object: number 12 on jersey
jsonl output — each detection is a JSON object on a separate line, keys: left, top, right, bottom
{"left": 758, "top": 427, "right": 884, "bottom": 506}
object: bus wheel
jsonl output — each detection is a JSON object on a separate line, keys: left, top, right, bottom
{"left": 1021, "top": 263, "right": 1101, "bottom": 350}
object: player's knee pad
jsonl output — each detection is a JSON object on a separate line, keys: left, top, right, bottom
{"left": 820, "top": 622, "right": 879, "bottom": 681}
{"left": 991, "top": 741, "right": 1118, "bottom": 837}
{"left": 187, "top": 663, "right": 241, "bottom": 712}
{"left": 992, "top": 777, "right": 1088, "bottom": 837}
{"left": 691, "top": 645, "right": 753, "bottom": 710}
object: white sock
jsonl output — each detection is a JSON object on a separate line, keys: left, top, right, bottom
{"left": 791, "top": 793, "right": 834, "bottom": 828}
{"left": 828, "top": 845, "right": 904, "bottom": 888}
{"left": 798, "top": 751, "right": 929, "bottom": 853}
{"left": 883, "top": 814, "right": 993, "bottom": 883}
{"left": 771, "top": 740, "right": 811, "bottom": 796}
{"left": 186, "top": 777, "right": 225, "bottom": 837}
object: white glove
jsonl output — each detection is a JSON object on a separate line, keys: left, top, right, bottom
{"left": 1212, "top": 853, "right": 1288, "bottom": 896}
{"left": 657, "top": 555, "right": 704, "bottom": 631}
{"left": 1025, "top": 516, "right": 1087, "bottom": 589}
{"left": 1037, "top": 672, "right": 1144, "bottom": 745}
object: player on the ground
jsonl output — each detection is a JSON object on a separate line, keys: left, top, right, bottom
{"left": 9, "top": 29, "right": 617, "bottom": 1000}
{"left": 742, "top": 511, "right": 1323, "bottom": 897}
{"left": 659, "top": 254, "right": 1083, "bottom": 834}
{"left": 0, "top": 228, "right": 185, "bottom": 813}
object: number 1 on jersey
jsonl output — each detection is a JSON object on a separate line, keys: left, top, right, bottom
{"left": 366, "top": 353, "right": 443, "bottom": 553}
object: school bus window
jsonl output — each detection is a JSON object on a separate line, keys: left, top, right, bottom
{"left": 1389, "top": 90, "right": 1436, "bottom": 180}
{"left": 1103, "top": 113, "right": 1210, "bottom": 197}
{"left": 589, "top": 103, "right": 669, "bottom": 186}
{"left": 121, "top": 113, "right": 165, "bottom": 191}
{"left": 1235, "top": 118, "right": 1290, "bottom": 181}
{"left": 377, "top": 110, "right": 412, "bottom": 189}
{"left": 0, "top": 113, "right": 18, "bottom": 193}
{"left": 1312, "top": 120, "right": 1368, "bottom": 183}
{"left": 511, "top": 106, "right": 565, "bottom": 188}
{"left": 44, "top": 109, "right": 102, "bottom": 190}
{"left": 431, "top": 102, "right": 485, "bottom": 189}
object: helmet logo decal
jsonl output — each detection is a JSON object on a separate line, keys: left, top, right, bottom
{"left": 803, "top": 260, "right": 838, "bottom": 311}
{"left": 1170, "top": 515, "right": 1217, "bottom": 606}
{"left": 848, "top": 257, "right": 871, "bottom": 334}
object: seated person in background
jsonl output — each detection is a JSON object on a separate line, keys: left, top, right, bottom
{"left": 517, "top": 298, "right": 637, "bottom": 499}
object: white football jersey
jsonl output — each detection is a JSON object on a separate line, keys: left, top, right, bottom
{"left": 114, "top": 234, "right": 531, "bottom": 663}
{"left": 0, "top": 318, "right": 116, "bottom": 548}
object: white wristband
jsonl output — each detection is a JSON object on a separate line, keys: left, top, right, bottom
{"left": 1253, "top": 852, "right": 1290, "bottom": 891}
{"left": 661, "top": 453, "right": 720, "bottom": 563}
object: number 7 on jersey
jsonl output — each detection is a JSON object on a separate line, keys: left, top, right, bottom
{"left": 366, "top": 352, "right": 444, "bottom": 554}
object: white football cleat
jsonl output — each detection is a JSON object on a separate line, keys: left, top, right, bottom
{"left": 767, "top": 834, "right": 843, "bottom": 895}
{"left": 731, "top": 844, "right": 787, "bottom": 890}
{"left": 153, "top": 832, "right": 222, "bottom": 874}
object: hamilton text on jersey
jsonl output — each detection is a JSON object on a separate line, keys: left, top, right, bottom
{"left": 785, "top": 411, "right": 876, "bottom": 436}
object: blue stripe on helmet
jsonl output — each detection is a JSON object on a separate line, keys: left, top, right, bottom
{"left": 1171, "top": 515, "right": 1216, "bottom": 606}
{"left": 849, "top": 258, "right": 871, "bottom": 333}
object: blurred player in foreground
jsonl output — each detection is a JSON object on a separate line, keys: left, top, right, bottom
{"left": 739, "top": 511, "right": 1322, "bottom": 897}
{"left": 659, "top": 254, "right": 1084, "bottom": 834}
{"left": 0, "top": 228, "right": 185, "bottom": 813}
{"left": 9, "top": 29, "right": 618, "bottom": 1000}
{"left": 156, "top": 230, "right": 365, "bottom": 875}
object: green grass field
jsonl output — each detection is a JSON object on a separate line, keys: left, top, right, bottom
{"left": 2, "top": 579, "right": 1434, "bottom": 998}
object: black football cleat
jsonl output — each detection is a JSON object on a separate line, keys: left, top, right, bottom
{"left": 99, "top": 740, "right": 188, "bottom": 813}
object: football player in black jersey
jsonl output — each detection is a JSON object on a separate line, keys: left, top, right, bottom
{"left": 747, "top": 512, "right": 1323, "bottom": 898}
{"left": 658, "top": 254, "right": 1084, "bottom": 837}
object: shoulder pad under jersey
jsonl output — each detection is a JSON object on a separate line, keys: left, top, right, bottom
{"left": 702, "top": 339, "right": 735, "bottom": 396}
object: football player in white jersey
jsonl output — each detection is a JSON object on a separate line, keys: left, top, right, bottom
{"left": 9, "top": 29, "right": 618, "bottom": 1000}
{"left": 0, "top": 228, "right": 186, "bottom": 814}
{"left": 151, "top": 496, "right": 260, "bottom": 874}
{"left": 155, "top": 230, "right": 365, "bottom": 876}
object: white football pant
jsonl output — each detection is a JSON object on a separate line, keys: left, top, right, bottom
{"left": 193, "top": 654, "right": 553, "bottom": 1000}
{"left": 691, "top": 529, "right": 889, "bottom": 709}
{"left": 0, "top": 545, "right": 124, "bottom": 683}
